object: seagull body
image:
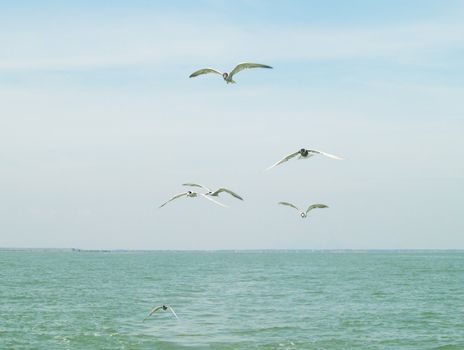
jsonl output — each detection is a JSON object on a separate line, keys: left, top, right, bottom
{"left": 159, "top": 190, "right": 226, "bottom": 208}
{"left": 267, "top": 148, "right": 343, "bottom": 170}
{"left": 278, "top": 202, "right": 328, "bottom": 218}
{"left": 182, "top": 183, "right": 244, "bottom": 201}
{"left": 143, "top": 305, "right": 178, "bottom": 321}
{"left": 189, "top": 62, "right": 272, "bottom": 84}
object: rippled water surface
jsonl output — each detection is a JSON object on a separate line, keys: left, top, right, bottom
{"left": 1, "top": 250, "right": 463, "bottom": 349}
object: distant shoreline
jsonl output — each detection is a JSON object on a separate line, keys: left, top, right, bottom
{"left": 1, "top": 248, "right": 463, "bottom": 252}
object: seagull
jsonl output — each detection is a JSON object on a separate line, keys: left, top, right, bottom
{"left": 267, "top": 148, "right": 343, "bottom": 170}
{"left": 182, "top": 183, "right": 244, "bottom": 201}
{"left": 159, "top": 191, "right": 226, "bottom": 208}
{"left": 278, "top": 202, "right": 329, "bottom": 218}
{"left": 189, "top": 62, "right": 272, "bottom": 84}
{"left": 143, "top": 305, "right": 178, "bottom": 321}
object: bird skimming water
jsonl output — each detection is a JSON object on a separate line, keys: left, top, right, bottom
{"left": 143, "top": 305, "right": 178, "bottom": 321}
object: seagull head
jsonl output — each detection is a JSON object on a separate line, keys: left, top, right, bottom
{"left": 162, "top": 305, "right": 168, "bottom": 310}
{"left": 222, "top": 72, "right": 229, "bottom": 79}
{"left": 300, "top": 213, "right": 307, "bottom": 218}
{"left": 300, "top": 148, "right": 309, "bottom": 157}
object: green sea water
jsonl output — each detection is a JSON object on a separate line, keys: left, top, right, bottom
{"left": 1, "top": 250, "right": 463, "bottom": 349}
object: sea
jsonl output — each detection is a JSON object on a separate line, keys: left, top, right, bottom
{"left": 1, "top": 250, "right": 463, "bottom": 349}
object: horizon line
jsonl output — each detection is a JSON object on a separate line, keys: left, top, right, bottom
{"left": 1, "top": 247, "right": 463, "bottom": 252}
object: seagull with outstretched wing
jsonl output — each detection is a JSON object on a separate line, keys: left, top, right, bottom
{"left": 189, "top": 62, "right": 272, "bottom": 84}
{"left": 159, "top": 190, "right": 226, "bottom": 208}
{"left": 267, "top": 148, "right": 343, "bottom": 170}
{"left": 278, "top": 201, "right": 329, "bottom": 218}
{"left": 143, "top": 305, "right": 179, "bottom": 321}
{"left": 182, "top": 183, "right": 244, "bottom": 201}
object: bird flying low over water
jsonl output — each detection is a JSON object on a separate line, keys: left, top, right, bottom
{"left": 267, "top": 148, "right": 343, "bottom": 170}
{"left": 278, "top": 202, "right": 328, "bottom": 218}
{"left": 182, "top": 183, "right": 244, "bottom": 201}
{"left": 159, "top": 191, "right": 226, "bottom": 208}
{"left": 143, "top": 305, "right": 178, "bottom": 321}
{"left": 189, "top": 62, "right": 272, "bottom": 84}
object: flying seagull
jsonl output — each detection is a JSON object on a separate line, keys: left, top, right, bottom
{"left": 278, "top": 202, "right": 329, "bottom": 218}
{"left": 182, "top": 183, "right": 244, "bottom": 201}
{"left": 159, "top": 191, "right": 226, "bottom": 208}
{"left": 143, "top": 305, "right": 178, "bottom": 321}
{"left": 189, "top": 62, "right": 272, "bottom": 84}
{"left": 267, "top": 148, "right": 343, "bottom": 170}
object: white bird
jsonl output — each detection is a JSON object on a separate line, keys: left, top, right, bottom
{"left": 278, "top": 202, "right": 329, "bottom": 218}
{"left": 143, "top": 305, "right": 178, "bottom": 321}
{"left": 267, "top": 148, "right": 343, "bottom": 170}
{"left": 159, "top": 191, "right": 226, "bottom": 208}
{"left": 189, "top": 62, "right": 272, "bottom": 84}
{"left": 182, "top": 183, "right": 244, "bottom": 201}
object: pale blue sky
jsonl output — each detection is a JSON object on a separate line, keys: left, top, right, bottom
{"left": 1, "top": 1, "right": 463, "bottom": 249}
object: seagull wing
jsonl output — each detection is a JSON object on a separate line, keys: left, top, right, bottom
{"left": 189, "top": 68, "right": 223, "bottom": 78}
{"left": 229, "top": 62, "right": 273, "bottom": 79}
{"left": 278, "top": 201, "right": 301, "bottom": 212}
{"left": 308, "top": 149, "right": 343, "bottom": 160}
{"left": 182, "top": 183, "right": 212, "bottom": 192}
{"left": 143, "top": 306, "right": 163, "bottom": 321}
{"left": 266, "top": 151, "right": 300, "bottom": 170}
{"left": 159, "top": 192, "right": 188, "bottom": 208}
{"left": 167, "top": 306, "right": 179, "bottom": 319}
{"left": 306, "top": 204, "right": 329, "bottom": 214}
{"left": 200, "top": 194, "right": 227, "bottom": 207}
{"left": 210, "top": 188, "right": 244, "bottom": 200}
